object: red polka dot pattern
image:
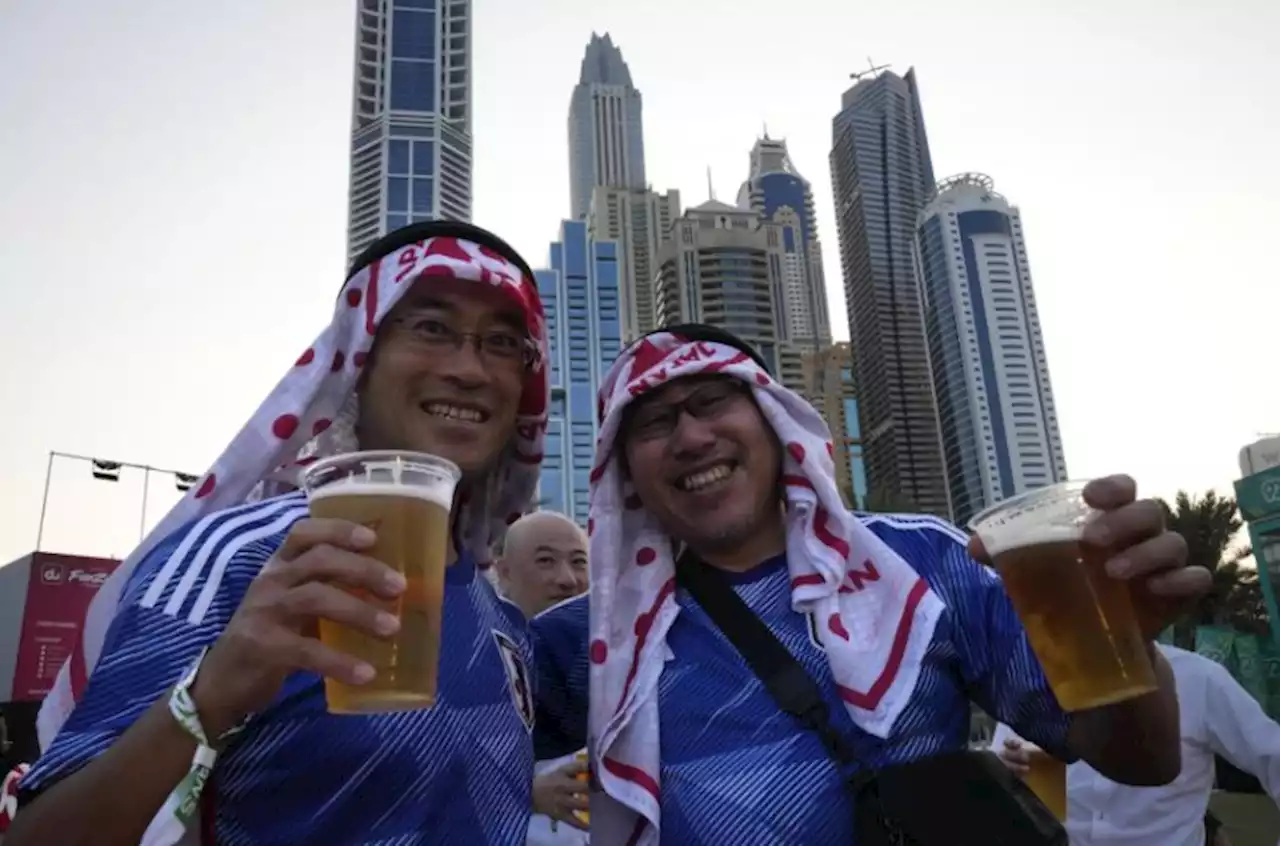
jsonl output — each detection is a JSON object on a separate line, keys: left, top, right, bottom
{"left": 194, "top": 474, "right": 216, "bottom": 499}
{"left": 787, "top": 442, "right": 806, "bottom": 465}
{"left": 331, "top": 351, "right": 345, "bottom": 372}
{"left": 755, "top": 372, "right": 770, "bottom": 386}
{"left": 590, "top": 640, "right": 608, "bottom": 664}
{"left": 272, "top": 414, "right": 299, "bottom": 440}
{"left": 311, "top": 418, "right": 331, "bottom": 437}
{"left": 828, "top": 613, "right": 850, "bottom": 641}
{"left": 345, "top": 288, "right": 362, "bottom": 307}
{"left": 296, "top": 348, "right": 314, "bottom": 366}
{"left": 353, "top": 351, "right": 368, "bottom": 368}
{"left": 636, "top": 547, "right": 657, "bottom": 566}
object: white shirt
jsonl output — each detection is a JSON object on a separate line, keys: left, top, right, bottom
{"left": 995, "top": 644, "right": 1280, "bottom": 846}
{"left": 526, "top": 752, "right": 590, "bottom": 846}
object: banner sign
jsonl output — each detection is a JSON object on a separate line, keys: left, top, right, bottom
{"left": 11, "top": 553, "right": 119, "bottom": 701}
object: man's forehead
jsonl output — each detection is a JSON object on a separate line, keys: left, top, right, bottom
{"left": 397, "top": 276, "right": 526, "bottom": 327}
{"left": 507, "top": 511, "right": 586, "bottom": 553}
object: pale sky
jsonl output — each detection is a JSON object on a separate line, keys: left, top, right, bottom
{"left": 0, "top": 0, "right": 1275, "bottom": 564}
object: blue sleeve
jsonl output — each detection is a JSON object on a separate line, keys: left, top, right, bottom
{"left": 529, "top": 594, "right": 588, "bottom": 760}
{"left": 20, "top": 500, "right": 303, "bottom": 797}
{"left": 937, "top": 539, "right": 1074, "bottom": 761}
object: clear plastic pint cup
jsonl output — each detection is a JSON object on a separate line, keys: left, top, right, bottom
{"left": 969, "top": 481, "right": 1157, "bottom": 711}
{"left": 1022, "top": 744, "right": 1067, "bottom": 821}
{"left": 302, "top": 450, "right": 461, "bottom": 714}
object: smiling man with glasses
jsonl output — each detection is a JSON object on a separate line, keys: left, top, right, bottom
{"left": 9, "top": 221, "right": 564, "bottom": 846}
{"left": 578, "top": 323, "right": 1211, "bottom": 846}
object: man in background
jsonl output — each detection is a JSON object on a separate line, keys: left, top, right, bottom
{"left": 997, "top": 643, "right": 1280, "bottom": 845}
{"left": 497, "top": 511, "right": 590, "bottom": 845}
{"left": 496, "top": 511, "right": 588, "bottom": 620}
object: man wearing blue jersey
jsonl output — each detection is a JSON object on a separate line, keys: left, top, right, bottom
{"left": 10, "top": 221, "right": 556, "bottom": 846}
{"left": 578, "top": 324, "right": 1210, "bottom": 845}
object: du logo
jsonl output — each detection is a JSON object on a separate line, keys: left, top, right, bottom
{"left": 40, "top": 564, "right": 65, "bottom": 585}
{"left": 492, "top": 630, "right": 535, "bottom": 732}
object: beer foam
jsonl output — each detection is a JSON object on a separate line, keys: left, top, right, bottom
{"left": 309, "top": 478, "right": 455, "bottom": 510}
{"left": 970, "top": 485, "right": 1091, "bottom": 558}
{"left": 979, "top": 524, "right": 1084, "bottom": 558}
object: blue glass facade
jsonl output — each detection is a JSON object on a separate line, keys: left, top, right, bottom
{"left": 535, "top": 221, "right": 621, "bottom": 524}
{"left": 759, "top": 172, "right": 813, "bottom": 244}
{"left": 348, "top": 0, "right": 471, "bottom": 261}
{"left": 842, "top": 387, "right": 869, "bottom": 508}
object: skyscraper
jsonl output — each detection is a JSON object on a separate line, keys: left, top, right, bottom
{"left": 568, "top": 33, "right": 646, "bottom": 221}
{"left": 587, "top": 185, "right": 681, "bottom": 341}
{"left": 802, "top": 343, "right": 869, "bottom": 509}
{"left": 737, "top": 135, "right": 832, "bottom": 347}
{"left": 536, "top": 220, "right": 621, "bottom": 523}
{"left": 830, "top": 67, "right": 950, "bottom": 517}
{"left": 654, "top": 201, "right": 806, "bottom": 392}
{"left": 346, "top": 0, "right": 473, "bottom": 264}
{"left": 914, "top": 173, "right": 1067, "bottom": 526}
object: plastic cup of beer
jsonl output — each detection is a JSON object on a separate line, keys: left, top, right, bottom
{"left": 302, "top": 450, "right": 461, "bottom": 715}
{"left": 1021, "top": 744, "right": 1067, "bottom": 821}
{"left": 969, "top": 481, "right": 1157, "bottom": 711}
{"left": 574, "top": 750, "right": 590, "bottom": 825}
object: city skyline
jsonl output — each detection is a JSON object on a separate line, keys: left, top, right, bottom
{"left": 0, "top": 0, "right": 1274, "bottom": 563}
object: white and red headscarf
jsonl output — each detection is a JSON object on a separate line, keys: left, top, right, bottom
{"left": 37, "top": 226, "right": 549, "bottom": 754}
{"left": 586, "top": 331, "right": 946, "bottom": 845}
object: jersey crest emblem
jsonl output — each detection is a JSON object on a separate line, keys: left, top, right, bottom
{"left": 492, "top": 629, "right": 535, "bottom": 732}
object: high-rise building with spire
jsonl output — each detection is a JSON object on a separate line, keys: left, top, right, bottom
{"left": 568, "top": 33, "right": 646, "bottom": 221}
{"left": 345, "top": 0, "right": 473, "bottom": 263}
{"left": 737, "top": 134, "right": 831, "bottom": 347}
{"left": 829, "top": 67, "right": 950, "bottom": 517}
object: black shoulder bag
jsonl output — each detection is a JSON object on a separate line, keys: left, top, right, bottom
{"left": 674, "top": 551, "right": 1067, "bottom": 846}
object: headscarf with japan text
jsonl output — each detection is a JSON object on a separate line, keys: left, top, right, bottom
{"left": 37, "top": 220, "right": 549, "bottom": 758}
{"left": 586, "top": 327, "right": 946, "bottom": 846}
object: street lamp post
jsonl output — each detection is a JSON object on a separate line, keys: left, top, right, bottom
{"left": 34, "top": 451, "right": 198, "bottom": 551}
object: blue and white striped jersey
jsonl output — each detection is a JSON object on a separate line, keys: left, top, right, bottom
{"left": 650, "top": 513, "right": 1073, "bottom": 844}
{"left": 20, "top": 492, "right": 538, "bottom": 845}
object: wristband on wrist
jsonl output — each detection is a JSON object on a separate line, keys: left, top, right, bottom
{"left": 165, "top": 647, "right": 250, "bottom": 826}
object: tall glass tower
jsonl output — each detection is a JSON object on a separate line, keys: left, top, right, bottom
{"left": 830, "top": 68, "right": 950, "bottom": 517}
{"left": 536, "top": 221, "right": 621, "bottom": 524}
{"left": 568, "top": 33, "right": 646, "bottom": 221}
{"left": 737, "top": 135, "right": 832, "bottom": 347}
{"left": 915, "top": 174, "right": 1067, "bottom": 526}
{"left": 346, "top": 0, "right": 473, "bottom": 264}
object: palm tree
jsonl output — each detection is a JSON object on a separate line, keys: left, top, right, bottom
{"left": 1158, "top": 490, "right": 1248, "bottom": 645}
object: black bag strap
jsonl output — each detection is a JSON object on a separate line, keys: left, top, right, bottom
{"left": 674, "top": 550, "right": 863, "bottom": 777}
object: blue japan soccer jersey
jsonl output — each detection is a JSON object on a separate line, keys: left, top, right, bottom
{"left": 22, "top": 492, "right": 538, "bottom": 845}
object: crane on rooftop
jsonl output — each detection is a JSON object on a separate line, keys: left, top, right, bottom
{"left": 850, "top": 58, "right": 891, "bottom": 83}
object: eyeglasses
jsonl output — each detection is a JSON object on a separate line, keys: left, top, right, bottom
{"left": 624, "top": 379, "right": 750, "bottom": 442}
{"left": 386, "top": 315, "right": 538, "bottom": 369}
